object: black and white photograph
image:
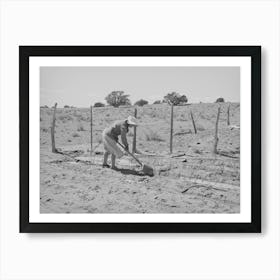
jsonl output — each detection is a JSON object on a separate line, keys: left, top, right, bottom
{"left": 40, "top": 66, "right": 241, "bottom": 214}
{"left": 20, "top": 46, "right": 260, "bottom": 232}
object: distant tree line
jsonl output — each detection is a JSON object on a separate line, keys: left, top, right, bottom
{"left": 88, "top": 90, "right": 226, "bottom": 108}
{"left": 94, "top": 91, "right": 190, "bottom": 107}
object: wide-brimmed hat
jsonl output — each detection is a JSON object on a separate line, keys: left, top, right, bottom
{"left": 126, "top": 116, "right": 138, "bottom": 126}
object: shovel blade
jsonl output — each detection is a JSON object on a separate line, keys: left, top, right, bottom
{"left": 141, "top": 164, "right": 154, "bottom": 176}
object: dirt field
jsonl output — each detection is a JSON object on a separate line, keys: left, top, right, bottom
{"left": 40, "top": 102, "right": 240, "bottom": 213}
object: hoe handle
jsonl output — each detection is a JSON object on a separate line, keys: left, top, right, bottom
{"left": 117, "top": 141, "right": 143, "bottom": 166}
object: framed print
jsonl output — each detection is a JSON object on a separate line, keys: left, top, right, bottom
{"left": 19, "top": 46, "right": 261, "bottom": 233}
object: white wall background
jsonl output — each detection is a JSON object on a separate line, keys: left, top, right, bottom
{"left": 0, "top": 0, "right": 279, "bottom": 279}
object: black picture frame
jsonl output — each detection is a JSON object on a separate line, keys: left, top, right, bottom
{"left": 20, "top": 46, "right": 261, "bottom": 233}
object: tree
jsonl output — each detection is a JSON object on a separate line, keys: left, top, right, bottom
{"left": 93, "top": 102, "right": 105, "bottom": 107}
{"left": 134, "top": 99, "right": 148, "bottom": 106}
{"left": 163, "top": 92, "right": 188, "bottom": 106}
{"left": 153, "top": 100, "right": 161, "bottom": 104}
{"left": 105, "top": 91, "right": 131, "bottom": 107}
{"left": 215, "top": 97, "right": 225, "bottom": 103}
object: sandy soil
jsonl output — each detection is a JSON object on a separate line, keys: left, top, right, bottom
{"left": 40, "top": 103, "right": 240, "bottom": 213}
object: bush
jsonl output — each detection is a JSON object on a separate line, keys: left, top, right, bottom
{"left": 196, "top": 125, "right": 205, "bottom": 131}
{"left": 134, "top": 99, "right": 148, "bottom": 106}
{"left": 40, "top": 105, "right": 49, "bottom": 108}
{"left": 153, "top": 100, "right": 161, "bottom": 104}
{"left": 77, "top": 124, "right": 86, "bottom": 131}
{"left": 163, "top": 92, "right": 188, "bottom": 106}
{"left": 72, "top": 132, "right": 80, "bottom": 137}
{"left": 93, "top": 102, "right": 105, "bottom": 107}
{"left": 58, "top": 114, "right": 73, "bottom": 121}
{"left": 215, "top": 97, "right": 225, "bottom": 103}
{"left": 64, "top": 105, "right": 70, "bottom": 108}
{"left": 145, "top": 130, "right": 164, "bottom": 142}
{"left": 105, "top": 91, "right": 131, "bottom": 107}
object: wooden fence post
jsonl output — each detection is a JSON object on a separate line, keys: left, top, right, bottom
{"left": 213, "top": 106, "right": 221, "bottom": 154}
{"left": 170, "top": 104, "right": 174, "bottom": 154}
{"left": 227, "top": 105, "right": 230, "bottom": 126}
{"left": 90, "top": 105, "right": 93, "bottom": 156}
{"left": 51, "top": 102, "right": 57, "bottom": 153}
{"left": 190, "top": 110, "right": 197, "bottom": 134}
{"left": 132, "top": 108, "right": 137, "bottom": 153}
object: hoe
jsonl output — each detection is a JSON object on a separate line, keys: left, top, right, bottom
{"left": 117, "top": 141, "right": 154, "bottom": 176}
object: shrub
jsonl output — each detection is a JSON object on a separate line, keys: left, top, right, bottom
{"left": 72, "top": 132, "right": 80, "bottom": 137}
{"left": 196, "top": 125, "right": 205, "bottom": 131}
{"left": 194, "top": 149, "right": 202, "bottom": 154}
{"left": 58, "top": 114, "right": 73, "bottom": 121}
{"left": 93, "top": 102, "right": 105, "bottom": 107}
{"left": 105, "top": 91, "right": 131, "bottom": 107}
{"left": 215, "top": 97, "right": 225, "bottom": 103}
{"left": 145, "top": 130, "right": 164, "bottom": 142}
{"left": 64, "top": 105, "right": 70, "bottom": 108}
{"left": 77, "top": 124, "right": 86, "bottom": 131}
{"left": 163, "top": 92, "right": 188, "bottom": 106}
{"left": 153, "top": 100, "right": 161, "bottom": 104}
{"left": 134, "top": 99, "right": 148, "bottom": 106}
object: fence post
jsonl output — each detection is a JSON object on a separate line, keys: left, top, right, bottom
{"left": 90, "top": 105, "right": 93, "bottom": 156}
{"left": 213, "top": 106, "right": 221, "bottom": 154}
{"left": 170, "top": 104, "right": 174, "bottom": 154}
{"left": 132, "top": 108, "right": 137, "bottom": 153}
{"left": 190, "top": 110, "right": 197, "bottom": 134}
{"left": 227, "top": 104, "right": 230, "bottom": 126}
{"left": 51, "top": 102, "right": 57, "bottom": 153}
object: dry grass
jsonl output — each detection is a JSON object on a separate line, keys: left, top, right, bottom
{"left": 145, "top": 129, "right": 164, "bottom": 142}
{"left": 77, "top": 124, "right": 86, "bottom": 131}
{"left": 40, "top": 102, "right": 240, "bottom": 214}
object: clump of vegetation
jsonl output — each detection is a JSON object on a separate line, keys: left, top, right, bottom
{"left": 153, "top": 100, "right": 161, "bottom": 104}
{"left": 93, "top": 102, "right": 105, "bottom": 107}
{"left": 163, "top": 92, "right": 188, "bottom": 106}
{"left": 215, "top": 97, "right": 225, "bottom": 103}
{"left": 145, "top": 130, "right": 164, "bottom": 142}
{"left": 58, "top": 114, "right": 73, "bottom": 122}
{"left": 105, "top": 91, "right": 131, "bottom": 107}
{"left": 134, "top": 99, "right": 148, "bottom": 106}
{"left": 72, "top": 132, "right": 80, "bottom": 137}
{"left": 196, "top": 124, "right": 205, "bottom": 131}
{"left": 194, "top": 148, "right": 202, "bottom": 154}
{"left": 77, "top": 124, "right": 86, "bottom": 131}
{"left": 64, "top": 105, "right": 70, "bottom": 108}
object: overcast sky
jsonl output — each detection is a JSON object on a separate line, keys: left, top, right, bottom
{"left": 40, "top": 66, "right": 240, "bottom": 107}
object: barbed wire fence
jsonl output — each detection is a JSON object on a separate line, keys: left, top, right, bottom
{"left": 49, "top": 102, "right": 235, "bottom": 157}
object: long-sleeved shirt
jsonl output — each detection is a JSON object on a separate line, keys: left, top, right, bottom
{"left": 103, "top": 120, "right": 129, "bottom": 147}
